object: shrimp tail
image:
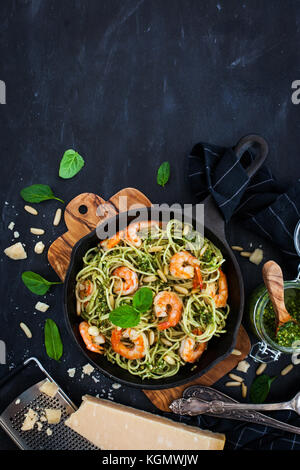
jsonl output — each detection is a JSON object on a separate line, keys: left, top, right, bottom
{"left": 193, "top": 266, "right": 203, "bottom": 290}
{"left": 79, "top": 321, "right": 104, "bottom": 354}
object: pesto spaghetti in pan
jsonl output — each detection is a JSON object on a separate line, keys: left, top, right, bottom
{"left": 75, "top": 219, "right": 230, "bottom": 381}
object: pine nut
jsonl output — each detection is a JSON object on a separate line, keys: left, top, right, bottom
{"left": 231, "top": 246, "right": 244, "bottom": 251}
{"left": 161, "top": 338, "right": 173, "bottom": 347}
{"left": 148, "top": 330, "right": 155, "bottom": 346}
{"left": 281, "top": 364, "right": 294, "bottom": 376}
{"left": 240, "top": 251, "right": 252, "bottom": 257}
{"left": 241, "top": 382, "right": 247, "bottom": 398}
{"left": 143, "top": 275, "right": 157, "bottom": 283}
{"left": 229, "top": 373, "right": 243, "bottom": 383}
{"left": 76, "top": 300, "right": 82, "bottom": 316}
{"left": 30, "top": 228, "right": 45, "bottom": 235}
{"left": 164, "top": 355, "right": 175, "bottom": 365}
{"left": 53, "top": 208, "right": 62, "bottom": 226}
{"left": 20, "top": 322, "right": 32, "bottom": 338}
{"left": 256, "top": 363, "right": 267, "bottom": 375}
{"left": 231, "top": 349, "right": 242, "bottom": 356}
{"left": 148, "top": 246, "right": 163, "bottom": 253}
{"left": 174, "top": 285, "right": 189, "bottom": 295}
{"left": 24, "top": 205, "right": 38, "bottom": 215}
{"left": 163, "top": 265, "right": 169, "bottom": 276}
{"left": 157, "top": 269, "right": 167, "bottom": 283}
{"left": 225, "top": 381, "right": 241, "bottom": 387}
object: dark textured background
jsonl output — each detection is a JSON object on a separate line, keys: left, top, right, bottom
{"left": 0, "top": 0, "right": 300, "bottom": 450}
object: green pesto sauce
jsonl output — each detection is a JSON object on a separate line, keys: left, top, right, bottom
{"left": 263, "top": 288, "right": 300, "bottom": 347}
{"left": 201, "top": 247, "right": 214, "bottom": 263}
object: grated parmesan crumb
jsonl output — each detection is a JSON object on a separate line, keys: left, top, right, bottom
{"left": 236, "top": 360, "right": 251, "bottom": 373}
{"left": 112, "top": 383, "right": 121, "bottom": 390}
{"left": 46, "top": 428, "right": 53, "bottom": 436}
{"left": 37, "top": 422, "right": 43, "bottom": 432}
{"left": 68, "top": 368, "right": 76, "bottom": 378}
{"left": 35, "top": 301, "right": 49, "bottom": 313}
{"left": 8, "top": 222, "right": 15, "bottom": 230}
{"left": 82, "top": 363, "right": 94, "bottom": 376}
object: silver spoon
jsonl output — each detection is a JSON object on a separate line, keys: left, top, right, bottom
{"left": 170, "top": 391, "right": 300, "bottom": 416}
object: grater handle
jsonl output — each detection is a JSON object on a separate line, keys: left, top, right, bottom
{"left": 0, "top": 362, "right": 28, "bottom": 389}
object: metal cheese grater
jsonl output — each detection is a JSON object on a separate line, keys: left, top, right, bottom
{"left": 0, "top": 357, "right": 98, "bottom": 450}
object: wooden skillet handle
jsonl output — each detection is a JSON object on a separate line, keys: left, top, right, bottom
{"left": 262, "top": 261, "right": 291, "bottom": 327}
{"left": 47, "top": 188, "right": 152, "bottom": 281}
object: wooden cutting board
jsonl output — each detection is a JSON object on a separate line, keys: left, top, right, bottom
{"left": 48, "top": 188, "right": 251, "bottom": 412}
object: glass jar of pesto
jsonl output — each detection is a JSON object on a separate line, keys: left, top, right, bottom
{"left": 248, "top": 220, "right": 300, "bottom": 362}
{"left": 249, "top": 281, "right": 300, "bottom": 361}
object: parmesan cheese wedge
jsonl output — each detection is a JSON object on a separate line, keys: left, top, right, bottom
{"left": 4, "top": 242, "right": 27, "bottom": 260}
{"left": 65, "top": 396, "right": 225, "bottom": 450}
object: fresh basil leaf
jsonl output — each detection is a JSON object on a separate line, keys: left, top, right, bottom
{"left": 109, "top": 305, "right": 141, "bottom": 328}
{"left": 22, "top": 271, "right": 62, "bottom": 295}
{"left": 44, "top": 318, "right": 63, "bottom": 361}
{"left": 59, "top": 149, "right": 85, "bottom": 179}
{"left": 133, "top": 287, "right": 153, "bottom": 313}
{"left": 157, "top": 161, "right": 170, "bottom": 187}
{"left": 250, "top": 374, "right": 277, "bottom": 404}
{"left": 20, "top": 184, "right": 64, "bottom": 203}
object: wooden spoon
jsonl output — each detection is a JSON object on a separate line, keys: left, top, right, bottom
{"left": 262, "top": 261, "right": 293, "bottom": 334}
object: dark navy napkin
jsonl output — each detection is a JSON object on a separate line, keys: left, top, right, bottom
{"left": 188, "top": 140, "right": 300, "bottom": 256}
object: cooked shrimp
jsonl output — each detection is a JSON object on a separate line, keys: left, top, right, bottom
{"left": 111, "top": 328, "right": 148, "bottom": 359}
{"left": 154, "top": 291, "right": 183, "bottom": 330}
{"left": 125, "top": 220, "right": 159, "bottom": 247}
{"left": 79, "top": 321, "right": 104, "bottom": 354}
{"left": 204, "top": 270, "right": 228, "bottom": 308}
{"left": 193, "top": 266, "right": 203, "bottom": 290}
{"left": 213, "top": 269, "right": 228, "bottom": 308}
{"left": 170, "top": 251, "right": 200, "bottom": 279}
{"left": 169, "top": 251, "right": 202, "bottom": 288}
{"left": 78, "top": 279, "right": 94, "bottom": 298}
{"left": 100, "top": 230, "right": 125, "bottom": 251}
{"left": 77, "top": 279, "right": 94, "bottom": 309}
{"left": 112, "top": 266, "right": 139, "bottom": 295}
{"left": 179, "top": 329, "right": 207, "bottom": 363}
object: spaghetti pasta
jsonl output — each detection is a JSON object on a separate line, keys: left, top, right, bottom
{"left": 75, "top": 219, "right": 229, "bottom": 380}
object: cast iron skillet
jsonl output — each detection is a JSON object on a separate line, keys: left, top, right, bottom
{"left": 64, "top": 135, "right": 268, "bottom": 390}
